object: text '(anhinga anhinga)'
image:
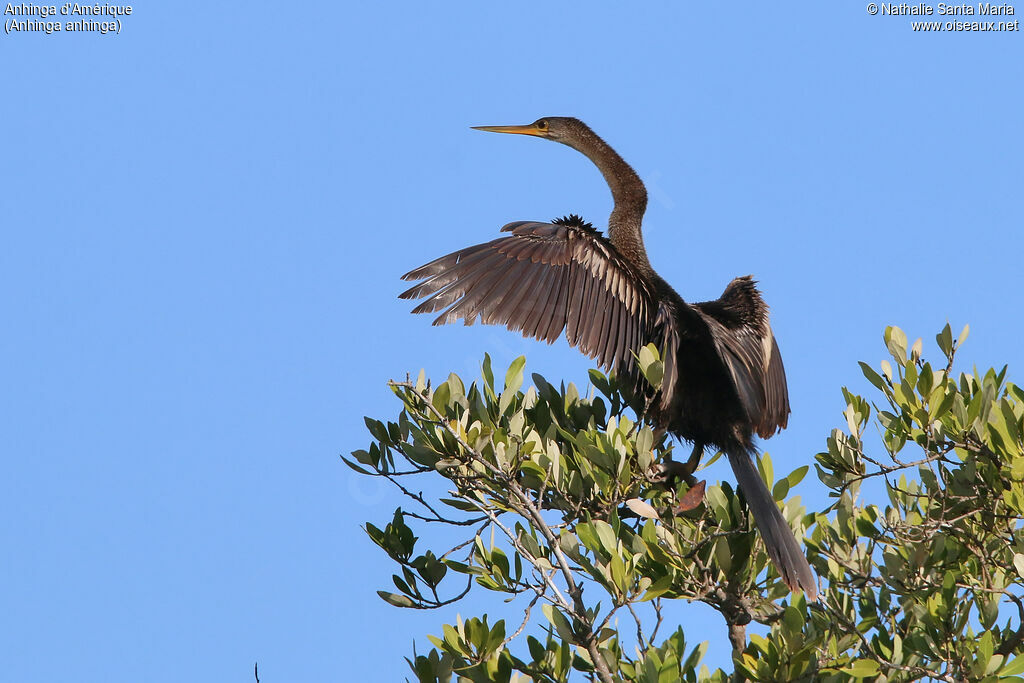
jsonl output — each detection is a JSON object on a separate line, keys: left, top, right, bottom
{"left": 398, "top": 117, "right": 817, "bottom": 601}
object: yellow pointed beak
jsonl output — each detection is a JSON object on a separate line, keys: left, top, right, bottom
{"left": 471, "top": 124, "right": 546, "bottom": 137}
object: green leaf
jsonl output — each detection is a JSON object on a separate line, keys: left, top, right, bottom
{"left": 624, "top": 498, "right": 660, "bottom": 520}
{"left": 636, "top": 344, "right": 664, "bottom": 390}
{"left": 1001, "top": 655, "right": 1024, "bottom": 676}
{"left": 957, "top": 323, "right": 970, "bottom": 349}
{"left": 432, "top": 381, "right": 451, "bottom": 411}
{"left": 705, "top": 485, "right": 729, "bottom": 521}
{"left": 842, "top": 659, "right": 880, "bottom": 677}
{"left": 403, "top": 443, "right": 440, "bottom": 468}
{"left": 339, "top": 454, "right": 373, "bottom": 475}
{"left": 979, "top": 631, "right": 995, "bottom": 674}
{"left": 782, "top": 605, "right": 802, "bottom": 637}
{"left": 542, "top": 604, "right": 575, "bottom": 642}
{"left": 773, "top": 477, "right": 790, "bottom": 501}
{"left": 638, "top": 344, "right": 657, "bottom": 370}
{"left": 1013, "top": 554, "right": 1024, "bottom": 579}
{"left": 577, "top": 523, "right": 600, "bottom": 555}
{"left": 885, "top": 325, "right": 908, "bottom": 363}
{"left": 860, "top": 361, "right": 888, "bottom": 392}
{"left": 682, "top": 639, "right": 708, "bottom": 673}
{"left": 910, "top": 337, "right": 923, "bottom": 361}
{"left": 592, "top": 520, "right": 618, "bottom": 556}
{"left": 588, "top": 368, "right": 610, "bottom": 397}
{"left": 377, "top": 590, "right": 416, "bottom": 608}
{"left": 498, "top": 390, "right": 517, "bottom": 416}
{"left": 786, "top": 465, "right": 809, "bottom": 489}
{"left": 482, "top": 353, "right": 495, "bottom": 392}
{"left": 504, "top": 355, "right": 527, "bottom": 394}
{"left": 756, "top": 452, "right": 774, "bottom": 488}
{"left": 642, "top": 360, "right": 664, "bottom": 389}
{"left": 881, "top": 359, "right": 893, "bottom": 382}
{"left": 364, "top": 416, "right": 390, "bottom": 444}
{"left": 527, "top": 636, "right": 545, "bottom": 662}
{"left": 714, "top": 536, "right": 732, "bottom": 573}
{"left": 937, "top": 322, "right": 953, "bottom": 357}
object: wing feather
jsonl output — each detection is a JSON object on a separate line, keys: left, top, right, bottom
{"left": 569, "top": 262, "right": 594, "bottom": 348}
{"left": 520, "top": 266, "right": 559, "bottom": 338}
{"left": 692, "top": 276, "right": 790, "bottom": 437}
{"left": 400, "top": 220, "right": 654, "bottom": 376}
{"left": 435, "top": 255, "right": 523, "bottom": 325}
{"left": 761, "top": 335, "right": 790, "bottom": 436}
{"left": 400, "top": 242, "right": 496, "bottom": 285}
{"left": 485, "top": 259, "right": 540, "bottom": 328}
{"left": 585, "top": 276, "right": 610, "bottom": 364}
{"left": 565, "top": 263, "right": 586, "bottom": 348}
{"left": 539, "top": 266, "right": 569, "bottom": 343}
{"left": 601, "top": 292, "right": 622, "bottom": 370}
{"left": 479, "top": 258, "right": 535, "bottom": 326}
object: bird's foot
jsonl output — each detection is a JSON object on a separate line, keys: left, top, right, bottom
{"left": 681, "top": 441, "right": 704, "bottom": 478}
{"left": 654, "top": 441, "right": 704, "bottom": 488}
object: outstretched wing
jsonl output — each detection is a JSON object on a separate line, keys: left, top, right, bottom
{"left": 694, "top": 276, "right": 790, "bottom": 438}
{"left": 400, "top": 219, "right": 655, "bottom": 374}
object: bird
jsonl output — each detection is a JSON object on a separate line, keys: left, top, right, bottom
{"left": 398, "top": 117, "right": 817, "bottom": 601}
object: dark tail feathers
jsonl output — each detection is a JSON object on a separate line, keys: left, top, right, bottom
{"left": 726, "top": 448, "right": 818, "bottom": 601}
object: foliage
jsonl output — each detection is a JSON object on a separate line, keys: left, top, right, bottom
{"left": 346, "top": 324, "right": 1024, "bottom": 682}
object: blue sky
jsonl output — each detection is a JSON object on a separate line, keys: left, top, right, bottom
{"left": 2, "top": 2, "right": 1021, "bottom": 680}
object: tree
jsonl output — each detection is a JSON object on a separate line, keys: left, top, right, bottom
{"left": 346, "top": 324, "right": 1024, "bottom": 682}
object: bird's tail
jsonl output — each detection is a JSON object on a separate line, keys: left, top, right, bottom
{"left": 725, "top": 447, "right": 818, "bottom": 601}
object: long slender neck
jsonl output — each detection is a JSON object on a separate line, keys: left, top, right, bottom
{"left": 566, "top": 127, "right": 652, "bottom": 276}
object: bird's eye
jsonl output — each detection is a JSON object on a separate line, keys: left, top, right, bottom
{"left": 536, "top": 119, "right": 548, "bottom": 130}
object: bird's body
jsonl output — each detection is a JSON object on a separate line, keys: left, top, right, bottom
{"left": 399, "top": 117, "right": 817, "bottom": 600}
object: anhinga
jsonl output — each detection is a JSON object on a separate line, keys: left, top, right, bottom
{"left": 399, "top": 117, "right": 817, "bottom": 601}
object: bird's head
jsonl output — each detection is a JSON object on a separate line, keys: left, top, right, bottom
{"left": 472, "top": 117, "right": 589, "bottom": 146}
